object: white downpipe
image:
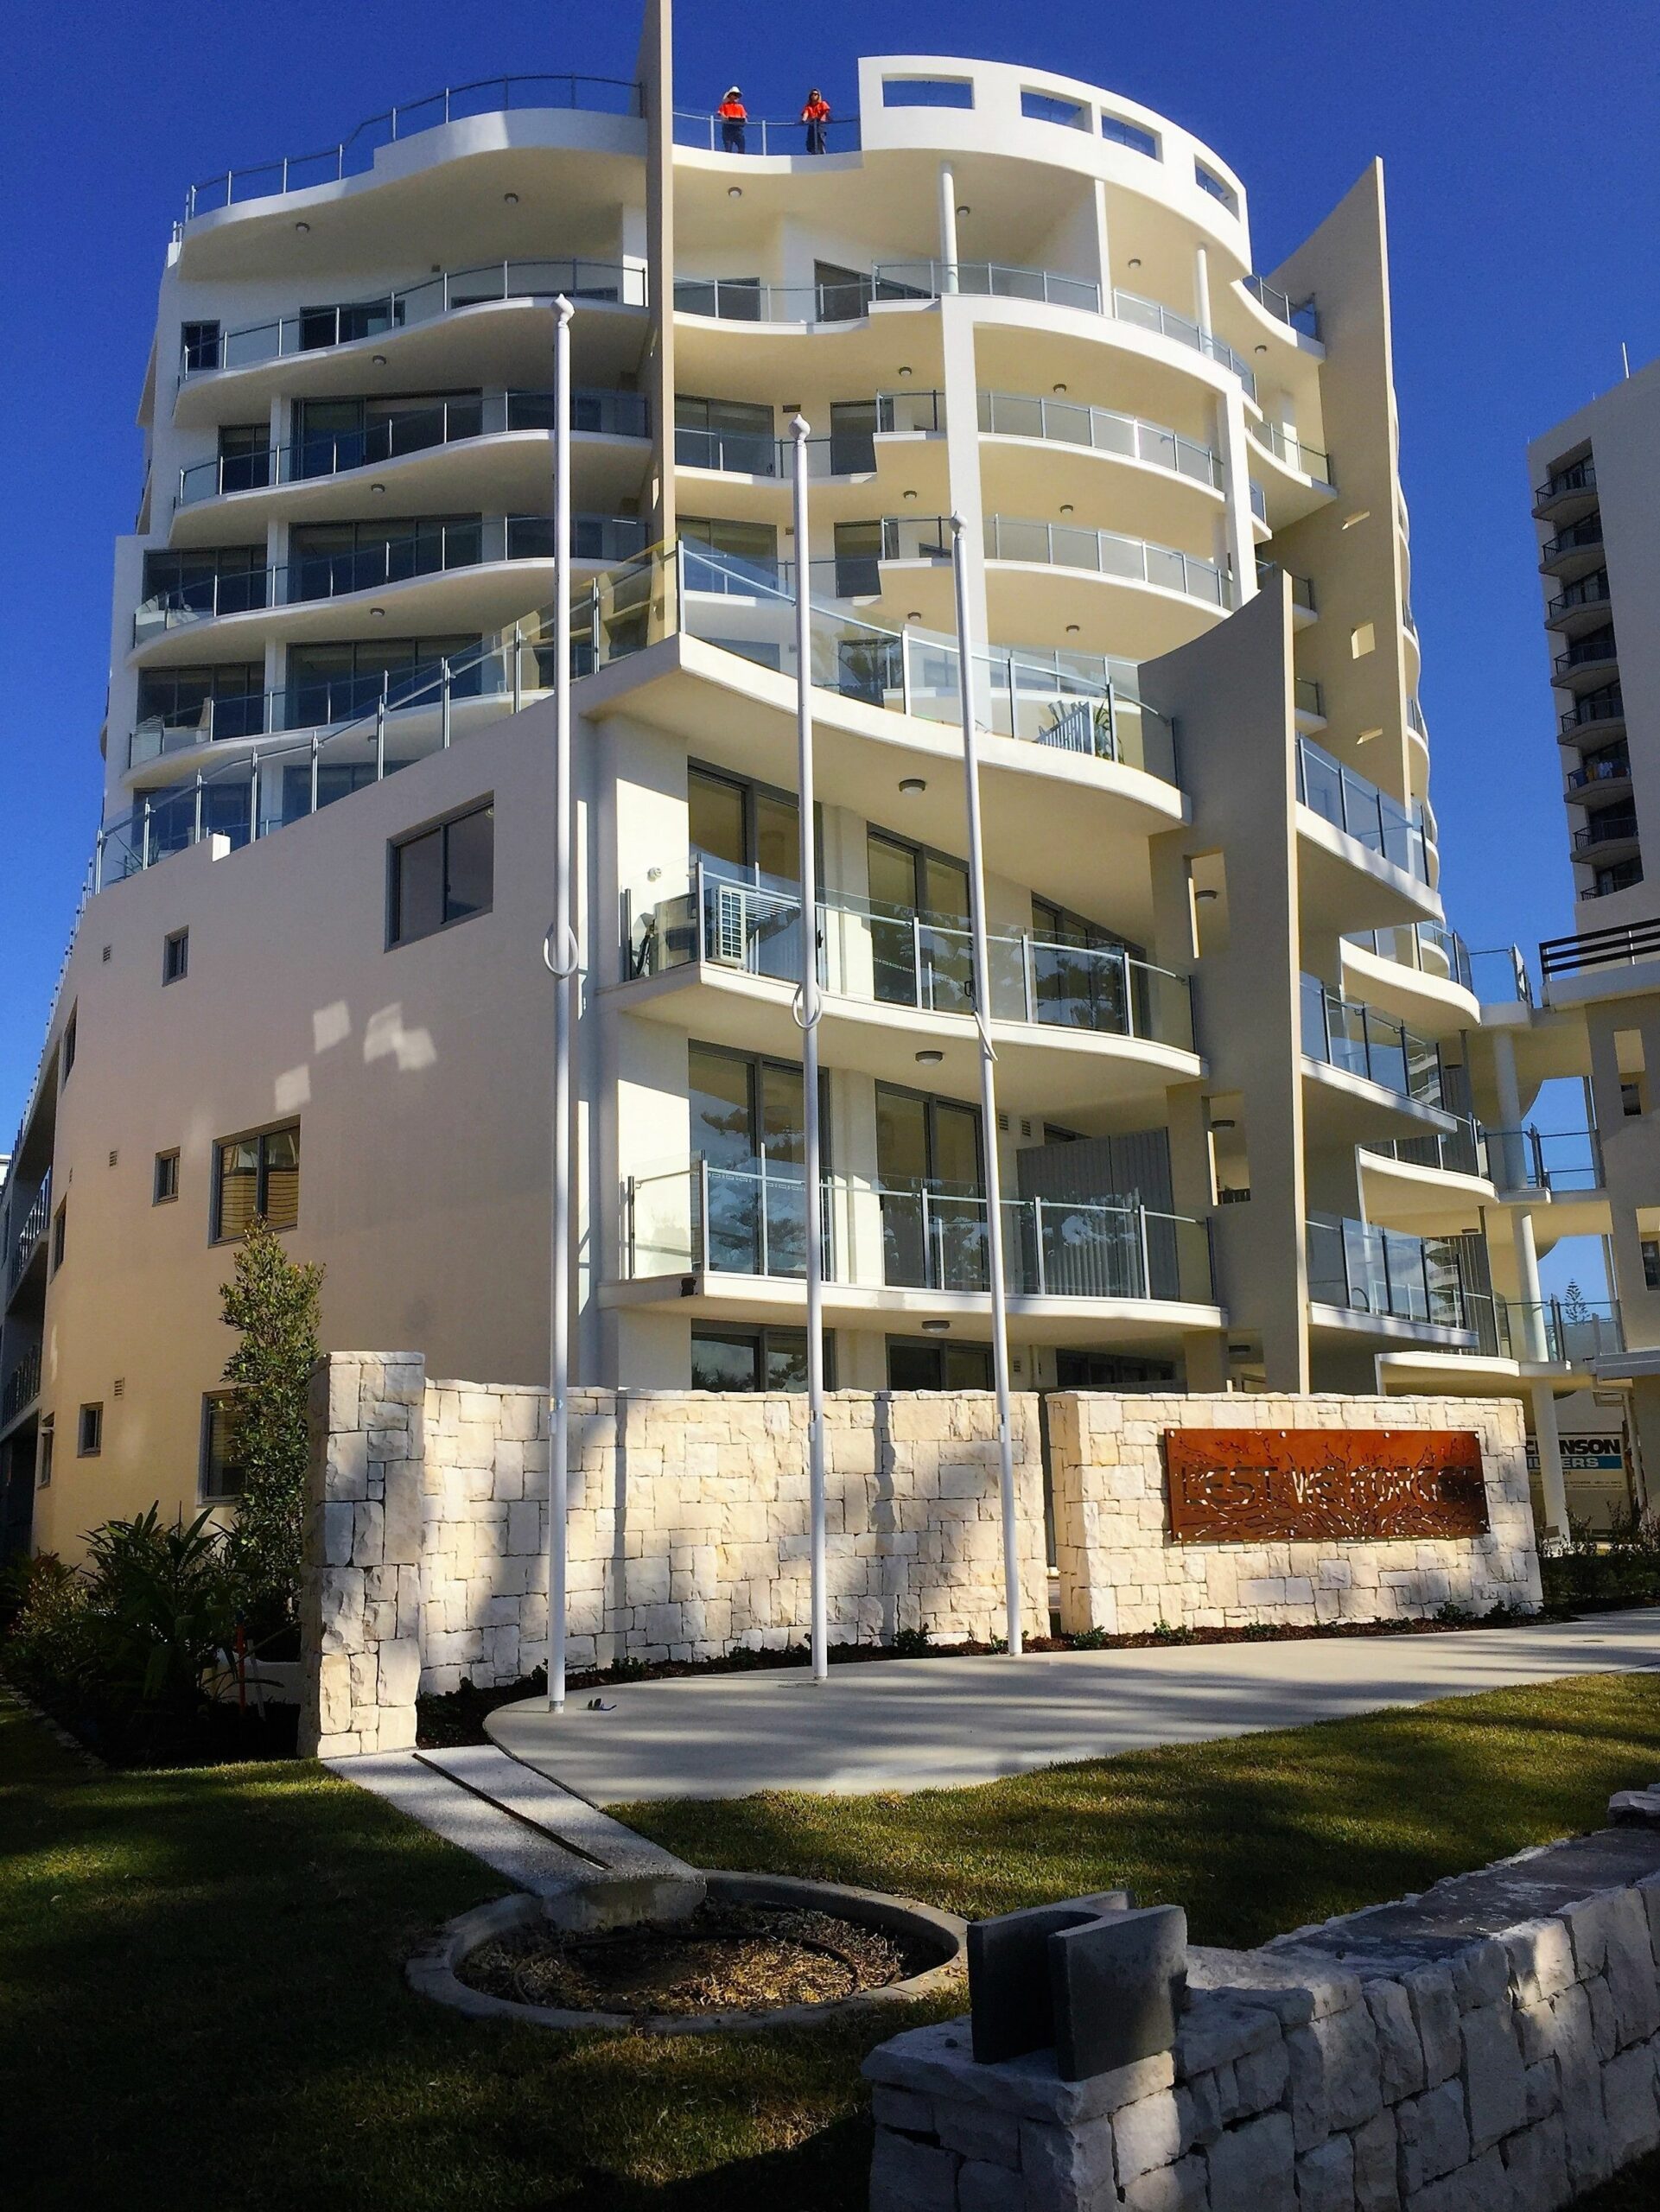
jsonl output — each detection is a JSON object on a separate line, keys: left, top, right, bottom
{"left": 545, "top": 296, "right": 580, "bottom": 1714}
{"left": 949, "top": 514, "right": 1023, "bottom": 1660}
{"left": 791, "top": 416, "right": 830, "bottom": 1684}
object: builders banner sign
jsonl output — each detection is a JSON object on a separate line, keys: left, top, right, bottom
{"left": 1163, "top": 1429, "right": 1489, "bottom": 1542}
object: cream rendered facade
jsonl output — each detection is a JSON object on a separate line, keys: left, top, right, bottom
{"left": 0, "top": 41, "right": 1613, "bottom": 1560}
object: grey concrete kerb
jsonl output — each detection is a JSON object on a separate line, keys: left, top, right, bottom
{"left": 407, "top": 1870, "right": 967, "bottom": 2035}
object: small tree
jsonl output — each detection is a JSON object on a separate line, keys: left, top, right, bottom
{"left": 219, "top": 1219, "right": 323, "bottom": 1632}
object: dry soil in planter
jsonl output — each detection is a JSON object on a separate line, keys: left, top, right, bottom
{"left": 457, "top": 1897, "right": 921, "bottom": 2016}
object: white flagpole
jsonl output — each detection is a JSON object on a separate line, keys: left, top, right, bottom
{"left": 545, "top": 296, "right": 577, "bottom": 1713}
{"left": 791, "top": 416, "right": 829, "bottom": 1682}
{"left": 949, "top": 514, "right": 1022, "bottom": 1658}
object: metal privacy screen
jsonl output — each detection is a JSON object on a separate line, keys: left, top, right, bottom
{"left": 1162, "top": 1429, "right": 1489, "bottom": 1542}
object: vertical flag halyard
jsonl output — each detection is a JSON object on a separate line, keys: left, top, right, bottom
{"left": 791, "top": 417, "right": 830, "bottom": 1682}
{"left": 949, "top": 514, "right": 1024, "bottom": 1658}
{"left": 544, "top": 296, "right": 579, "bottom": 1712}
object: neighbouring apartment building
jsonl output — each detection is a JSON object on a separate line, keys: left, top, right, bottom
{"left": 0, "top": 23, "right": 1640, "bottom": 1561}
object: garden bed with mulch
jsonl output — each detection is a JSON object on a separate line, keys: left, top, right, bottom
{"left": 456, "top": 1899, "right": 922, "bottom": 2018}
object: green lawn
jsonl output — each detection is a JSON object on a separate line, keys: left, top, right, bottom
{"left": 6, "top": 1675, "right": 1660, "bottom": 2210}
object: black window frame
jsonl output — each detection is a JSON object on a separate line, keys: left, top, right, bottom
{"left": 690, "top": 1325, "right": 836, "bottom": 1394}
{"left": 50, "top": 1201, "right": 67, "bottom": 1274}
{"left": 37, "top": 1415, "right": 54, "bottom": 1490}
{"left": 60, "top": 1007, "right": 77, "bottom": 1085}
{"left": 77, "top": 1403, "right": 103, "bottom": 1459}
{"left": 163, "top": 928, "right": 189, "bottom": 984}
{"left": 212, "top": 1121, "right": 301, "bottom": 1243}
{"left": 153, "top": 1150, "right": 181, "bottom": 1205}
{"left": 388, "top": 799, "right": 495, "bottom": 948}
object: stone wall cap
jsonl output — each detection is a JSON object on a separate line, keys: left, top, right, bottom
{"left": 861, "top": 2015, "right": 1174, "bottom": 2122}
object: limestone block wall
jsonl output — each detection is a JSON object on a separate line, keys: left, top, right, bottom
{"left": 866, "top": 1812, "right": 1660, "bottom": 2212}
{"left": 1049, "top": 1392, "right": 1541, "bottom": 1637}
{"left": 300, "top": 1358, "right": 1049, "bottom": 1754}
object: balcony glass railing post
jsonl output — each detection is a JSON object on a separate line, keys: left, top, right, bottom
{"left": 1296, "top": 736, "right": 1430, "bottom": 885}
{"left": 982, "top": 514, "right": 1228, "bottom": 608}
{"left": 1307, "top": 1213, "right": 1471, "bottom": 1331}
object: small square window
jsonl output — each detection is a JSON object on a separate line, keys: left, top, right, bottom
{"left": 200, "top": 1392, "right": 245, "bottom": 1500}
{"left": 163, "top": 929, "right": 189, "bottom": 984}
{"left": 37, "top": 1417, "right": 54, "bottom": 1489}
{"left": 1623, "top": 1081, "right": 1643, "bottom": 1118}
{"left": 78, "top": 1403, "right": 103, "bottom": 1458}
{"left": 154, "top": 1151, "right": 180, "bottom": 1205}
{"left": 390, "top": 802, "right": 494, "bottom": 947}
{"left": 51, "top": 1201, "right": 67, "bottom": 1274}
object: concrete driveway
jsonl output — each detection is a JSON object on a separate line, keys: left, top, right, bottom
{"left": 487, "top": 1609, "right": 1660, "bottom": 1803}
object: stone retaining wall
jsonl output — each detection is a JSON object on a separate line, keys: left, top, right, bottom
{"left": 1050, "top": 1392, "right": 1540, "bottom": 1637}
{"left": 866, "top": 1809, "right": 1660, "bottom": 2211}
{"left": 298, "top": 1363, "right": 1540, "bottom": 1759}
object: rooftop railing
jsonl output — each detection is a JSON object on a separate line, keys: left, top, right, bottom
{"left": 978, "top": 390, "right": 1223, "bottom": 490}
{"left": 1246, "top": 418, "right": 1332, "bottom": 486}
{"left": 1306, "top": 1213, "right": 1470, "bottom": 1332}
{"left": 102, "top": 537, "right": 1182, "bottom": 884}
{"left": 1347, "top": 920, "right": 1474, "bottom": 995}
{"left": 632, "top": 859, "right": 1194, "bottom": 1051}
{"left": 672, "top": 109, "right": 861, "bottom": 156}
{"left": 982, "top": 513, "right": 1230, "bottom": 607}
{"left": 623, "top": 1155, "right": 1215, "bottom": 1306}
{"left": 183, "top": 262, "right": 647, "bottom": 377}
{"left": 1296, "top": 736, "right": 1431, "bottom": 884}
{"left": 1242, "top": 276, "right": 1320, "bottom": 340}
{"left": 182, "top": 75, "right": 643, "bottom": 219}
{"left": 1301, "top": 976, "right": 1445, "bottom": 1108}
{"left": 178, "top": 390, "right": 647, "bottom": 507}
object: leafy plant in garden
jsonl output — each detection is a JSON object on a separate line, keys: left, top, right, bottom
{"left": 218, "top": 1219, "right": 323, "bottom": 1634}
{"left": 81, "top": 1508, "right": 237, "bottom": 1708}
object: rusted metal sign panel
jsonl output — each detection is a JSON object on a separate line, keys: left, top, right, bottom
{"left": 1163, "top": 1429, "right": 1489, "bottom": 1542}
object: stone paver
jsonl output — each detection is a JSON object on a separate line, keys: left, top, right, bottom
{"left": 487, "top": 1610, "right": 1660, "bottom": 1803}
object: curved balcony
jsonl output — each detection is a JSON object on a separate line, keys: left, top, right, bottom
{"left": 1296, "top": 736, "right": 1431, "bottom": 885}
{"left": 619, "top": 1157, "right": 1218, "bottom": 1344}
{"left": 1539, "top": 514, "right": 1605, "bottom": 583}
{"left": 129, "top": 515, "right": 646, "bottom": 683}
{"left": 1306, "top": 1214, "right": 1476, "bottom": 1344}
{"left": 1241, "top": 276, "right": 1320, "bottom": 340}
{"left": 976, "top": 390, "right": 1224, "bottom": 529}
{"left": 181, "top": 262, "right": 648, "bottom": 385}
{"left": 181, "top": 75, "right": 642, "bottom": 220}
{"left": 622, "top": 864, "right": 1199, "bottom": 1120}
{"left": 1573, "top": 814, "right": 1641, "bottom": 866}
{"left": 1565, "top": 752, "right": 1631, "bottom": 804}
{"left": 672, "top": 261, "right": 1258, "bottom": 397}
{"left": 983, "top": 514, "right": 1227, "bottom": 601}
{"left": 1561, "top": 685, "right": 1625, "bottom": 742}
{"left": 1245, "top": 417, "right": 1332, "bottom": 488}
{"left": 1532, "top": 455, "right": 1597, "bottom": 526}
{"left": 1546, "top": 570, "right": 1612, "bottom": 637}
{"left": 1300, "top": 975, "right": 1450, "bottom": 1141}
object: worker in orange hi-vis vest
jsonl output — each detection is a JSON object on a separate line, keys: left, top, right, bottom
{"left": 718, "top": 87, "right": 747, "bottom": 155}
{"left": 800, "top": 88, "right": 831, "bottom": 155}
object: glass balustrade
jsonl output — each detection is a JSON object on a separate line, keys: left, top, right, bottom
{"left": 1295, "top": 736, "right": 1430, "bottom": 883}
{"left": 1306, "top": 1215, "right": 1470, "bottom": 1330}
{"left": 178, "top": 390, "right": 646, "bottom": 505}
{"left": 976, "top": 391, "right": 1223, "bottom": 489}
{"left": 1242, "top": 276, "right": 1320, "bottom": 339}
{"left": 1246, "top": 418, "right": 1332, "bottom": 485}
{"left": 107, "top": 538, "right": 1181, "bottom": 883}
{"left": 1361, "top": 1120, "right": 1483, "bottom": 1179}
{"left": 673, "top": 425, "right": 879, "bottom": 477}
{"left": 1481, "top": 1126, "right": 1603, "bottom": 1194}
{"left": 672, "top": 109, "right": 862, "bottom": 156}
{"left": 184, "top": 76, "right": 643, "bottom": 219}
{"left": 1346, "top": 921, "right": 1477, "bottom": 995}
{"left": 1301, "top": 976, "right": 1445, "bottom": 1106}
{"left": 982, "top": 515, "right": 1228, "bottom": 607}
{"left": 1460, "top": 1294, "right": 1624, "bottom": 1365}
{"left": 185, "top": 264, "right": 647, "bottom": 377}
{"left": 631, "top": 863, "right": 1194, "bottom": 1051}
{"left": 622, "top": 1156, "right": 1214, "bottom": 1305}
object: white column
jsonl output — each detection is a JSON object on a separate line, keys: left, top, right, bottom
{"left": 938, "top": 164, "right": 959, "bottom": 292}
{"left": 1193, "top": 245, "right": 1212, "bottom": 335}
{"left": 1530, "top": 1377, "right": 1570, "bottom": 1541}
{"left": 1511, "top": 1205, "right": 1550, "bottom": 1364}
{"left": 1091, "top": 179, "right": 1111, "bottom": 310}
{"left": 1214, "top": 388, "right": 1256, "bottom": 608}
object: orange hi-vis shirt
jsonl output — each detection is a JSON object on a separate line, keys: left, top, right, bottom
{"left": 802, "top": 98, "right": 831, "bottom": 122}
{"left": 719, "top": 97, "right": 747, "bottom": 119}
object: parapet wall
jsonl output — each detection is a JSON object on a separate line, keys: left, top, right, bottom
{"left": 867, "top": 1808, "right": 1660, "bottom": 2212}
{"left": 298, "top": 1363, "right": 1538, "bottom": 1759}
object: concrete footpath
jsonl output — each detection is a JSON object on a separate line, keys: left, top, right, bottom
{"left": 487, "top": 1609, "right": 1660, "bottom": 1803}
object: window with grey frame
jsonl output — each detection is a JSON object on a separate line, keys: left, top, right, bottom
{"left": 390, "top": 802, "right": 494, "bottom": 947}
{"left": 200, "top": 1391, "right": 245, "bottom": 1500}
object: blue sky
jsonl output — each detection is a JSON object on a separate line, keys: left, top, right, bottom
{"left": 2, "top": 0, "right": 1655, "bottom": 1291}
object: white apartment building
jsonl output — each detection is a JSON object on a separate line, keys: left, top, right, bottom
{"left": 0, "top": 28, "right": 1631, "bottom": 1560}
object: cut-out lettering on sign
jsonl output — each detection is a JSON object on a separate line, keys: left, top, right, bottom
{"left": 1162, "top": 1429, "right": 1488, "bottom": 1541}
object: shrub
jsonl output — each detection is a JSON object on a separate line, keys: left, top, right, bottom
{"left": 82, "top": 1508, "right": 238, "bottom": 1710}
{"left": 892, "top": 1624, "right": 933, "bottom": 1657}
{"left": 218, "top": 1219, "right": 324, "bottom": 1637}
